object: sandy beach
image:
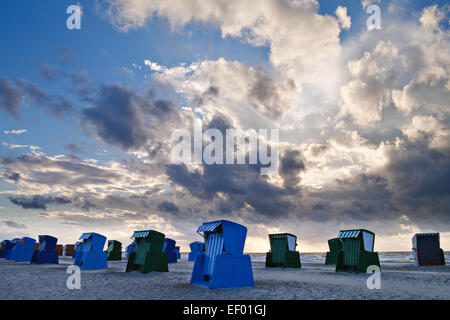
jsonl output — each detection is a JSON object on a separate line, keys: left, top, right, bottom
{"left": 0, "top": 253, "right": 448, "bottom": 300}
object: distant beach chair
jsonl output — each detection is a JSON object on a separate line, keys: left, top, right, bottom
{"left": 175, "top": 246, "right": 181, "bottom": 260}
{"left": 191, "top": 220, "right": 254, "bottom": 289}
{"left": 106, "top": 240, "right": 122, "bottom": 261}
{"left": 73, "top": 233, "right": 108, "bottom": 270}
{"left": 412, "top": 233, "right": 445, "bottom": 267}
{"left": 72, "top": 241, "right": 83, "bottom": 258}
{"left": 164, "top": 238, "right": 178, "bottom": 264}
{"left": 55, "top": 244, "right": 63, "bottom": 256}
{"left": 126, "top": 230, "right": 168, "bottom": 273}
{"left": 0, "top": 240, "right": 13, "bottom": 259}
{"left": 64, "top": 244, "right": 75, "bottom": 257}
{"left": 126, "top": 241, "right": 136, "bottom": 260}
{"left": 265, "top": 233, "right": 301, "bottom": 268}
{"left": 6, "top": 238, "right": 20, "bottom": 260}
{"left": 325, "top": 238, "right": 339, "bottom": 265}
{"left": 31, "top": 235, "right": 59, "bottom": 264}
{"left": 188, "top": 241, "right": 204, "bottom": 262}
{"left": 335, "top": 229, "right": 380, "bottom": 274}
{"left": 15, "top": 237, "right": 36, "bottom": 262}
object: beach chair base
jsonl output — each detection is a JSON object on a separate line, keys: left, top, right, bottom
{"left": 75, "top": 251, "right": 108, "bottom": 270}
{"left": 336, "top": 251, "right": 381, "bottom": 274}
{"left": 126, "top": 251, "right": 168, "bottom": 274}
{"left": 31, "top": 250, "right": 59, "bottom": 264}
{"left": 265, "top": 251, "right": 301, "bottom": 268}
{"left": 191, "top": 254, "right": 254, "bottom": 289}
{"left": 325, "top": 251, "right": 338, "bottom": 265}
{"left": 15, "top": 249, "right": 35, "bottom": 263}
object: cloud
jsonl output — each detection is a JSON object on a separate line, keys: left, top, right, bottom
{"left": 4, "top": 129, "right": 27, "bottom": 135}
{"left": 9, "top": 195, "right": 72, "bottom": 210}
{"left": 0, "top": 77, "right": 22, "bottom": 116}
{"left": 1, "top": 220, "right": 27, "bottom": 229}
{"left": 82, "top": 83, "right": 181, "bottom": 151}
{"left": 336, "top": 6, "right": 351, "bottom": 30}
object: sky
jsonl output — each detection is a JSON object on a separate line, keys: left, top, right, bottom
{"left": 0, "top": 0, "right": 449, "bottom": 252}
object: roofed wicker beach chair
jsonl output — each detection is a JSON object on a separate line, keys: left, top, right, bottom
{"left": 126, "top": 230, "right": 168, "bottom": 274}
{"left": 55, "top": 244, "right": 63, "bottom": 256}
{"left": 325, "top": 238, "right": 339, "bottom": 265}
{"left": 73, "top": 233, "right": 108, "bottom": 270}
{"left": 191, "top": 220, "right": 254, "bottom": 289}
{"left": 72, "top": 241, "right": 83, "bottom": 258}
{"left": 31, "top": 235, "right": 59, "bottom": 264}
{"left": 412, "top": 233, "right": 445, "bottom": 267}
{"left": 6, "top": 238, "right": 20, "bottom": 260}
{"left": 164, "top": 238, "right": 178, "bottom": 264}
{"left": 126, "top": 241, "right": 136, "bottom": 260}
{"left": 64, "top": 244, "right": 75, "bottom": 257}
{"left": 15, "top": 237, "right": 36, "bottom": 262}
{"left": 0, "top": 240, "right": 13, "bottom": 259}
{"left": 265, "top": 233, "right": 301, "bottom": 268}
{"left": 335, "top": 229, "right": 380, "bottom": 274}
{"left": 106, "top": 240, "right": 122, "bottom": 261}
{"left": 188, "top": 241, "right": 204, "bottom": 262}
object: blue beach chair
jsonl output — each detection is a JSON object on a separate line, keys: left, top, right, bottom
{"left": 188, "top": 241, "right": 204, "bottom": 262}
{"left": 31, "top": 235, "right": 59, "bottom": 264}
{"left": 126, "top": 241, "right": 136, "bottom": 260}
{"left": 73, "top": 233, "right": 107, "bottom": 270}
{"left": 0, "top": 240, "right": 13, "bottom": 259}
{"left": 175, "top": 246, "right": 181, "bottom": 260}
{"left": 164, "top": 238, "right": 178, "bottom": 264}
{"left": 15, "top": 237, "right": 36, "bottom": 262}
{"left": 191, "top": 220, "right": 254, "bottom": 289}
{"left": 6, "top": 238, "right": 20, "bottom": 260}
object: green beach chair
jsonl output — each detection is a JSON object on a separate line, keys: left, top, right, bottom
{"left": 265, "top": 233, "right": 301, "bottom": 268}
{"left": 126, "top": 230, "right": 168, "bottom": 274}
{"left": 335, "top": 229, "right": 380, "bottom": 274}
{"left": 106, "top": 240, "right": 122, "bottom": 261}
{"left": 325, "top": 238, "right": 339, "bottom": 265}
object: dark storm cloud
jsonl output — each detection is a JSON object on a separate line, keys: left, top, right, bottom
{"left": 157, "top": 200, "right": 180, "bottom": 214}
{"left": 9, "top": 195, "right": 72, "bottom": 210}
{"left": 82, "top": 83, "right": 178, "bottom": 151}
{"left": 280, "top": 149, "right": 305, "bottom": 193}
{"left": 0, "top": 77, "right": 22, "bottom": 116}
{"left": 2, "top": 220, "right": 27, "bottom": 229}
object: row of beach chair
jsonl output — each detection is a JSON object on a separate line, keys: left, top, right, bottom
{"left": 0, "top": 220, "right": 446, "bottom": 289}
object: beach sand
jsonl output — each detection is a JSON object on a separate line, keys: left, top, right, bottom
{"left": 0, "top": 254, "right": 448, "bottom": 300}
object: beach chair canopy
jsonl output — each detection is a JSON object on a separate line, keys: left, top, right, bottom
{"left": 188, "top": 241, "right": 204, "bottom": 261}
{"left": 412, "top": 233, "right": 445, "bottom": 266}
{"left": 79, "top": 232, "right": 106, "bottom": 252}
{"left": 338, "top": 229, "right": 375, "bottom": 252}
{"left": 108, "top": 240, "right": 122, "bottom": 250}
{"left": 197, "top": 220, "right": 247, "bottom": 256}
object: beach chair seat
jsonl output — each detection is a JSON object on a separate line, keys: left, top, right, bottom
{"left": 325, "top": 238, "right": 339, "bottom": 265}
{"left": 188, "top": 241, "right": 204, "bottom": 262}
{"left": 335, "top": 229, "right": 380, "bottom": 274}
{"left": 31, "top": 235, "right": 59, "bottom": 264}
{"left": 265, "top": 233, "right": 301, "bottom": 268}
{"left": 106, "top": 240, "right": 122, "bottom": 261}
{"left": 164, "top": 238, "right": 178, "bottom": 264}
{"left": 15, "top": 237, "right": 36, "bottom": 262}
{"left": 126, "top": 230, "right": 168, "bottom": 274}
{"left": 73, "top": 233, "right": 108, "bottom": 270}
{"left": 0, "top": 240, "right": 13, "bottom": 259}
{"left": 412, "top": 233, "right": 445, "bottom": 267}
{"left": 191, "top": 220, "right": 254, "bottom": 289}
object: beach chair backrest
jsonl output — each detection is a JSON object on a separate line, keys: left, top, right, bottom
{"left": 135, "top": 238, "right": 151, "bottom": 265}
{"left": 38, "top": 235, "right": 57, "bottom": 251}
{"left": 413, "top": 233, "right": 441, "bottom": 261}
{"left": 203, "top": 232, "right": 224, "bottom": 277}
{"left": 269, "top": 233, "right": 297, "bottom": 264}
{"left": 342, "top": 238, "right": 360, "bottom": 267}
{"left": 328, "top": 238, "right": 339, "bottom": 252}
